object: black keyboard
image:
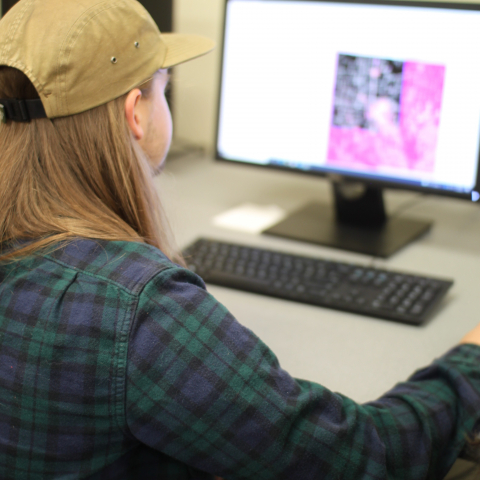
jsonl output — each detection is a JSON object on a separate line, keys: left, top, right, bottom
{"left": 183, "top": 238, "right": 453, "bottom": 325}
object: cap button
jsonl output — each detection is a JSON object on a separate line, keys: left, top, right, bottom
{"left": 134, "top": 42, "right": 140, "bottom": 48}
{"left": 111, "top": 57, "right": 118, "bottom": 64}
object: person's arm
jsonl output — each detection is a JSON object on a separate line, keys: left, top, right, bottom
{"left": 126, "top": 266, "right": 480, "bottom": 480}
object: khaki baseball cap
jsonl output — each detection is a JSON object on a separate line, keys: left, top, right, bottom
{"left": 0, "top": 0, "right": 215, "bottom": 119}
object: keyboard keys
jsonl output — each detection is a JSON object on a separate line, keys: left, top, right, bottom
{"left": 184, "top": 239, "right": 453, "bottom": 325}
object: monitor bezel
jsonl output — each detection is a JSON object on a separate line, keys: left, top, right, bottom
{"left": 215, "top": 0, "right": 480, "bottom": 202}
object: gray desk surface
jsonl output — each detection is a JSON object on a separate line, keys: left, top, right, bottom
{"left": 157, "top": 154, "right": 480, "bottom": 405}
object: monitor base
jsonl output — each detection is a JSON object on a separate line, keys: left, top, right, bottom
{"left": 263, "top": 202, "right": 432, "bottom": 258}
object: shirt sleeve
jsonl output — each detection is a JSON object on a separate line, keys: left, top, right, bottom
{"left": 125, "top": 265, "right": 480, "bottom": 480}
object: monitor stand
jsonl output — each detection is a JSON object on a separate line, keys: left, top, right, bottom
{"left": 263, "top": 182, "right": 431, "bottom": 258}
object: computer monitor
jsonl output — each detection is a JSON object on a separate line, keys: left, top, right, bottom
{"left": 215, "top": 0, "right": 480, "bottom": 257}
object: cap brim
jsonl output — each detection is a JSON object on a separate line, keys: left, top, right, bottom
{"left": 161, "top": 33, "right": 215, "bottom": 68}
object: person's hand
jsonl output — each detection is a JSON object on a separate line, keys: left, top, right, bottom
{"left": 460, "top": 322, "right": 480, "bottom": 347}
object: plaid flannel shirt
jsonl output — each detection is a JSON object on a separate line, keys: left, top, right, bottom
{"left": 1, "top": 238, "right": 480, "bottom": 480}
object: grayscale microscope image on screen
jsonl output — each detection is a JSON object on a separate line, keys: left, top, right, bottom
{"left": 332, "top": 55, "right": 404, "bottom": 130}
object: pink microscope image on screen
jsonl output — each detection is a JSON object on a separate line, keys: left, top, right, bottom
{"left": 327, "top": 54, "right": 446, "bottom": 175}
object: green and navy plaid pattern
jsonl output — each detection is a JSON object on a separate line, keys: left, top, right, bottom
{"left": 0, "top": 239, "right": 480, "bottom": 479}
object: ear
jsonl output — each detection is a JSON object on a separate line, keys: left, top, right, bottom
{"left": 125, "top": 88, "right": 144, "bottom": 140}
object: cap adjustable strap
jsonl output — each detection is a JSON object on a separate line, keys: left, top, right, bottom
{"left": 0, "top": 98, "right": 47, "bottom": 123}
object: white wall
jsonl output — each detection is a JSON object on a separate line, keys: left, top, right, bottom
{"left": 172, "top": 0, "right": 225, "bottom": 153}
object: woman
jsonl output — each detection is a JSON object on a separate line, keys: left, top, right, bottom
{"left": 0, "top": 0, "right": 480, "bottom": 479}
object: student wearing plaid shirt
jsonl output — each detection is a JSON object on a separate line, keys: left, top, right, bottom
{"left": 0, "top": 1, "right": 480, "bottom": 479}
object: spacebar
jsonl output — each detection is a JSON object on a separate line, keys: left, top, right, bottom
{"left": 206, "top": 270, "right": 271, "bottom": 292}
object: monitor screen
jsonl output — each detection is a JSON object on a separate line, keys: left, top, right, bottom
{"left": 216, "top": 0, "right": 480, "bottom": 201}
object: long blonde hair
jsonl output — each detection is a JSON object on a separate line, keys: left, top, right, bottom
{"left": 0, "top": 67, "right": 183, "bottom": 264}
